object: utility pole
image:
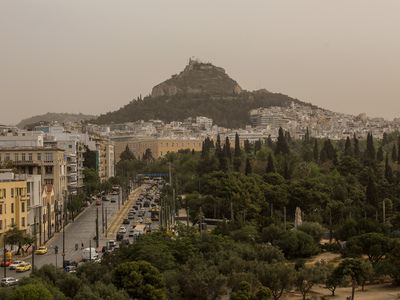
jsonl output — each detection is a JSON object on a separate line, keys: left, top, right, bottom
{"left": 102, "top": 202, "right": 104, "bottom": 234}
{"left": 89, "top": 240, "right": 92, "bottom": 261}
{"left": 3, "top": 236, "right": 6, "bottom": 277}
{"left": 96, "top": 208, "right": 99, "bottom": 248}
{"left": 62, "top": 203, "right": 65, "bottom": 269}
{"left": 105, "top": 208, "right": 108, "bottom": 239}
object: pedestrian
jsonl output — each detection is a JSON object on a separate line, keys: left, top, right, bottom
{"left": 81, "top": 242, "right": 84, "bottom": 249}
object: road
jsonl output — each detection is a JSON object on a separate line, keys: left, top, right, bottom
{"left": 2, "top": 185, "right": 154, "bottom": 280}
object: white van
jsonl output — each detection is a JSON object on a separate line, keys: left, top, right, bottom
{"left": 81, "top": 247, "right": 98, "bottom": 261}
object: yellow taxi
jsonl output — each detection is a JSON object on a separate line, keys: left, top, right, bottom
{"left": 36, "top": 246, "right": 48, "bottom": 254}
{"left": 16, "top": 262, "right": 32, "bottom": 272}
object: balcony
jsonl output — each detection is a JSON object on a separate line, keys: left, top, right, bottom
{"left": 12, "top": 160, "right": 39, "bottom": 166}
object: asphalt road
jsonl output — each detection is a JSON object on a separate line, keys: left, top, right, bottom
{"left": 2, "top": 186, "right": 151, "bottom": 280}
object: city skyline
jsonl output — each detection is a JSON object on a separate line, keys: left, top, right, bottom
{"left": 1, "top": 1, "right": 400, "bottom": 125}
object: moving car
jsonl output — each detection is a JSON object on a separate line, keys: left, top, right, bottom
{"left": 96, "top": 200, "right": 101, "bottom": 206}
{"left": 16, "top": 262, "right": 31, "bottom": 272}
{"left": 128, "top": 213, "right": 135, "bottom": 219}
{"left": 63, "top": 260, "right": 78, "bottom": 268}
{"left": 122, "top": 218, "right": 130, "bottom": 224}
{"left": 119, "top": 227, "right": 127, "bottom": 233}
{"left": 65, "top": 265, "right": 77, "bottom": 273}
{"left": 111, "top": 198, "right": 116, "bottom": 203}
{"left": 36, "top": 246, "right": 48, "bottom": 254}
{"left": 9, "top": 260, "right": 25, "bottom": 270}
{"left": 1, "top": 259, "right": 12, "bottom": 267}
{"left": 138, "top": 218, "right": 144, "bottom": 223}
{"left": 0, "top": 277, "right": 18, "bottom": 286}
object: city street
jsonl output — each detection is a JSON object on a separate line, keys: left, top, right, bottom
{"left": 2, "top": 186, "right": 146, "bottom": 279}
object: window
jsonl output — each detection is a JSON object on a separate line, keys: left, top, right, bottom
{"left": 172, "top": 143, "right": 174, "bottom": 146}
{"left": 0, "top": 204, "right": 2, "bottom": 215}
{"left": 14, "top": 154, "right": 19, "bottom": 161}
{"left": 0, "top": 154, "right": 1, "bottom": 161}
{"left": 69, "top": 145, "right": 72, "bottom": 148}
{"left": 21, "top": 202, "right": 25, "bottom": 213}
{"left": 11, "top": 188, "right": 14, "bottom": 198}
{"left": 11, "top": 218, "right": 14, "bottom": 226}
{"left": 44, "top": 179, "right": 53, "bottom": 185}
{"left": 5, "top": 153, "right": 10, "bottom": 160}
{"left": 199, "top": 142, "right": 201, "bottom": 147}
{"left": 187, "top": 143, "right": 190, "bottom": 147}
{"left": 37, "top": 167, "right": 41, "bottom": 174}
{"left": 29, "top": 153, "right": 32, "bottom": 160}
{"left": 21, "top": 217, "right": 25, "bottom": 227}
{"left": 37, "top": 153, "right": 41, "bottom": 161}
{"left": 11, "top": 203, "right": 14, "bottom": 213}
{"left": 0, "top": 220, "right": 2, "bottom": 230}
{"left": 160, "top": 151, "right": 163, "bottom": 156}
{"left": 160, "top": 142, "right": 163, "bottom": 147}
{"left": 45, "top": 166, "right": 53, "bottom": 174}
{"left": 45, "top": 153, "right": 53, "bottom": 161}
{"left": 166, "top": 143, "right": 169, "bottom": 147}
{"left": 182, "top": 142, "right": 184, "bottom": 147}
{"left": 21, "top": 153, "right": 26, "bottom": 161}
{"left": 193, "top": 143, "right": 195, "bottom": 147}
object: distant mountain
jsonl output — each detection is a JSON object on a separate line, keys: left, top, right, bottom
{"left": 17, "top": 112, "right": 98, "bottom": 129}
{"left": 90, "top": 59, "right": 316, "bottom": 128}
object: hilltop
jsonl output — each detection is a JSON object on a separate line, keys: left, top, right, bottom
{"left": 17, "top": 112, "right": 98, "bottom": 129}
{"left": 90, "top": 59, "right": 313, "bottom": 128}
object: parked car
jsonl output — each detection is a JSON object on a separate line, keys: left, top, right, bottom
{"left": 111, "top": 198, "right": 116, "bottom": 203}
{"left": 9, "top": 260, "right": 24, "bottom": 270}
{"left": 36, "top": 246, "right": 48, "bottom": 254}
{"left": 128, "top": 213, "right": 135, "bottom": 219}
{"left": 121, "top": 239, "right": 130, "bottom": 245}
{"left": 0, "top": 277, "right": 18, "bottom": 286}
{"left": 138, "top": 218, "right": 144, "bottom": 223}
{"left": 122, "top": 218, "right": 130, "bottom": 224}
{"left": 16, "top": 262, "right": 31, "bottom": 272}
{"left": 119, "top": 227, "right": 127, "bottom": 233}
{"left": 102, "top": 196, "right": 110, "bottom": 201}
{"left": 129, "top": 229, "right": 135, "bottom": 237}
{"left": 96, "top": 200, "right": 101, "bottom": 206}
{"left": 63, "top": 259, "right": 78, "bottom": 268}
{"left": 1, "top": 259, "right": 12, "bottom": 267}
{"left": 108, "top": 240, "right": 116, "bottom": 247}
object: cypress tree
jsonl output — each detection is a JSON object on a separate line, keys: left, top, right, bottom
{"left": 392, "top": 144, "right": 397, "bottom": 162}
{"left": 398, "top": 136, "right": 400, "bottom": 164}
{"left": 377, "top": 146, "right": 384, "bottom": 162}
{"left": 344, "top": 136, "right": 353, "bottom": 157}
{"left": 254, "top": 139, "right": 262, "bottom": 155}
{"left": 385, "top": 153, "right": 393, "bottom": 183}
{"left": 275, "top": 127, "right": 290, "bottom": 155}
{"left": 382, "top": 132, "right": 389, "bottom": 146}
{"left": 234, "top": 133, "right": 241, "bottom": 157}
{"left": 366, "top": 173, "right": 378, "bottom": 207}
{"left": 266, "top": 135, "right": 274, "bottom": 150}
{"left": 366, "top": 133, "right": 376, "bottom": 160}
{"left": 313, "top": 139, "right": 319, "bottom": 162}
{"left": 266, "top": 153, "right": 275, "bottom": 173}
{"left": 215, "top": 134, "right": 222, "bottom": 156}
{"left": 245, "top": 158, "right": 252, "bottom": 175}
{"left": 225, "top": 137, "right": 232, "bottom": 162}
{"left": 244, "top": 139, "right": 252, "bottom": 154}
{"left": 353, "top": 134, "right": 360, "bottom": 159}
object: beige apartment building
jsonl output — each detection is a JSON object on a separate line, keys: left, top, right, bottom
{"left": 112, "top": 136, "right": 203, "bottom": 163}
{"left": 0, "top": 147, "right": 67, "bottom": 212}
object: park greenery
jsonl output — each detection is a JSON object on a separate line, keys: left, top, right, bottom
{"left": 3, "top": 129, "right": 400, "bottom": 299}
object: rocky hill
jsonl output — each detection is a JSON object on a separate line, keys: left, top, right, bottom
{"left": 17, "top": 112, "right": 98, "bottom": 129}
{"left": 151, "top": 59, "right": 243, "bottom": 97}
{"left": 90, "top": 60, "right": 315, "bottom": 128}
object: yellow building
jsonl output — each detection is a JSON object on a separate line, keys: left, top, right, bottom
{"left": 0, "top": 175, "right": 29, "bottom": 247}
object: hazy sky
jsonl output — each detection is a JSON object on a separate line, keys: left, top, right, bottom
{"left": 2, "top": 1, "right": 400, "bottom": 125}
